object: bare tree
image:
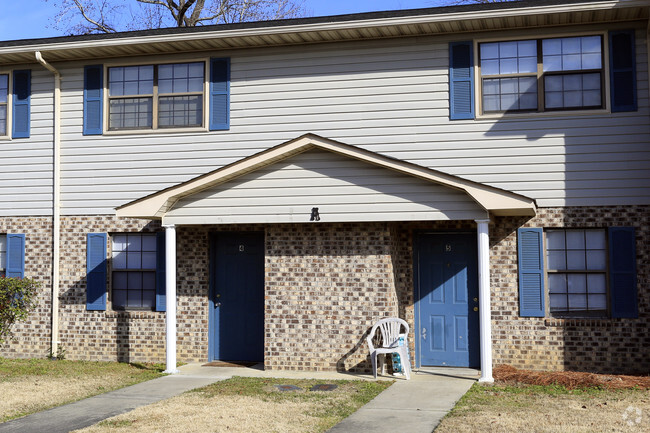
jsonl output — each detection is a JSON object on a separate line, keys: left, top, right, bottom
{"left": 47, "top": 0, "right": 307, "bottom": 35}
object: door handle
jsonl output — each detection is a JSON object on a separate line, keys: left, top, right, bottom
{"left": 422, "top": 327, "right": 427, "bottom": 341}
{"left": 215, "top": 302, "right": 221, "bottom": 308}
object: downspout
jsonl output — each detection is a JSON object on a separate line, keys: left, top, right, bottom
{"left": 35, "top": 51, "right": 61, "bottom": 359}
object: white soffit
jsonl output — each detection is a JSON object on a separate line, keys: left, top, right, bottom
{"left": 115, "top": 134, "right": 537, "bottom": 221}
{"left": 0, "top": 1, "right": 647, "bottom": 66}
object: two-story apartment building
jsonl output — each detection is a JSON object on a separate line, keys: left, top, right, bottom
{"left": 1, "top": 0, "right": 648, "bottom": 380}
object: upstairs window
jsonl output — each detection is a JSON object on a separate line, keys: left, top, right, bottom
{"left": 0, "top": 75, "right": 7, "bottom": 136}
{"left": 479, "top": 35, "right": 603, "bottom": 113}
{"left": 107, "top": 62, "right": 205, "bottom": 131}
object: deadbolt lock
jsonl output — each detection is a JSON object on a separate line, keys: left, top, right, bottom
{"left": 473, "top": 307, "right": 479, "bottom": 312}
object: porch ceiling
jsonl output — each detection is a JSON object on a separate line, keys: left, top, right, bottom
{"left": 115, "top": 134, "right": 537, "bottom": 223}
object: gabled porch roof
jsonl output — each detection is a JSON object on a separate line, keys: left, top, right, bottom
{"left": 115, "top": 134, "right": 536, "bottom": 222}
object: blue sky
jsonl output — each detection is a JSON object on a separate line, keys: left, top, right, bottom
{"left": 0, "top": 0, "right": 449, "bottom": 41}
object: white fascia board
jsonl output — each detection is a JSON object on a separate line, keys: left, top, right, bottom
{"left": 0, "top": 0, "right": 640, "bottom": 57}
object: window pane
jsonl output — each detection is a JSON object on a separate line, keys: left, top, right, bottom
{"left": 113, "top": 251, "right": 127, "bottom": 269}
{"left": 548, "top": 274, "right": 567, "bottom": 293}
{"left": 480, "top": 43, "right": 499, "bottom": 60}
{"left": 483, "top": 94, "right": 500, "bottom": 112}
{"left": 128, "top": 272, "right": 143, "bottom": 290}
{"left": 585, "top": 230, "right": 606, "bottom": 249}
{"left": 547, "top": 250, "right": 566, "bottom": 270}
{"left": 128, "top": 234, "right": 142, "bottom": 251}
{"left": 586, "top": 250, "right": 606, "bottom": 270}
{"left": 142, "top": 252, "right": 156, "bottom": 269}
{"left": 142, "top": 290, "right": 155, "bottom": 308}
{"left": 567, "top": 274, "right": 587, "bottom": 293}
{"left": 0, "top": 75, "right": 8, "bottom": 103}
{"left": 158, "top": 95, "right": 203, "bottom": 128}
{"left": 483, "top": 80, "right": 500, "bottom": 95}
{"left": 500, "top": 58, "right": 518, "bottom": 75}
{"left": 481, "top": 59, "right": 499, "bottom": 75}
{"left": 587, "top": 274, "right": 607, "bottom": 294}
{"left": 542, "top": 38, "right": 562, "bottom": 55}
{"left": 109, "top": 98, "right": 153, "bottom": 130}
{"left": 500, "top": 41, "right": 518, "bottom": 58}
{"left": 0, "top": 106, "right": 6, "bottom": 135}
{"left": 142, "top": 272, "right": 156, "bottom": 290}
{"left": 127, "top": 252, "right": 142, "bottom": 269}
{"left": 550, "top": 294, "right": 568, "bottom": 310}
{"left": 113, "top": 290, "right": 127, "bottom": 308}
{"left": 545, "top": 91, "right": 563, "bottom": 108}
{"left": 583, "top": 90, "right": 601, "bottom": 107}
{"left": 0, "top": 234, "right": 6, "bottom": 271}
{"left": 113, "top": 271, "right": 128, "bottom": 290}
{"left": 566, "top": 250, "right": 586, "bottom": 270}
{"left": 127, "top": 289, "right": 142, "bottom": 308}
{"left": 582, "top": 53, "right": 601, "bottom": 69}
{"left": 565, "top": 230, "right": 585, "bottom": 249}
{"left": 142, "top": 235, "right": 156, "bottom": 251}
{"left": 546, "top": 230, "right": 565, "bottom": 250}
{"left": 562, "top": 37, "right": 581, "bottom": 54}
{"left": 568, "top": 294, "right": 587, "bottom": 310}
{"left": 589, "top": 294, "right": 607, "bottom": 310}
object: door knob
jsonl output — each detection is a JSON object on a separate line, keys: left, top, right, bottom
{"left": 422, "top": 327, "right": 427, "bottom": 341}
{"left": 215, "top": 302, "right": 221, "bottom": 307}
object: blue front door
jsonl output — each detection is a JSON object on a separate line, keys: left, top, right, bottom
{"left": 210, "top": 232, "right": 265, "bottom": 362}
{"left": 415, "top": 233, "right": 480, "bottom": 368}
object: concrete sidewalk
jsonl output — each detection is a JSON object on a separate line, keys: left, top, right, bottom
{"left": 0, "top": 363, "right": 477, "bottom": 433}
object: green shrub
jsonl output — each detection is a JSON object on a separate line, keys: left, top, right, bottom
{"left": 0, "top": 277, "right": 39, "bottom": 346}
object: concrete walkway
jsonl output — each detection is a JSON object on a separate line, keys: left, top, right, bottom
{"left": 0, "top": 364, "right": 477, "bottom": 433}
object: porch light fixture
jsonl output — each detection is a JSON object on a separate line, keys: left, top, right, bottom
{"left": 310, "top": 208, "right": 320, "bottom": 221}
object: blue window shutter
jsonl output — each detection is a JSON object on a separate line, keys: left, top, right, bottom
{"left": 84, "top": 65, "right": 103, "bottom": 135}
{"left": 156, "top": 232, "right": 166, "bottom": 312}
{"left": 449, "top": 42, "right": 474, "bottom": 120}
{"left": 518, "top": 228, "right": 545, "bottom": 317}
{"left": 12, "top": 70, "right": 30, "bottom": 138}
{"left": 609, "top": 30, "right": 637, "bottom": 112}
{"left": 86, "top": 233, "right": 107, "bottom": 311}
{"left": 209, "top": 58, "right": 230, "bottom": 130}
{"left": 6, "top": 233, "right": 25, "bottom": 279}
{"left": 609, "top": 227, "right": 637, "bottom": 318}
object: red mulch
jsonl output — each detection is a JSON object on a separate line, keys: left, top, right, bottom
{"left": 493, "top": 364, "right": 650, "bottom": 390}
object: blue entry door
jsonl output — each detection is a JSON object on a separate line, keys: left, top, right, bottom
{"left": 415, "top": 233, "right": 480, "bottom": 368}
{"left": 210, "top": 232, "right": 265, "bottom": 362}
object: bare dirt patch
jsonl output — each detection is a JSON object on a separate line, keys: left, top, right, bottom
{"left": 436, "top": 365, "right": 650, "bottom": 433}
{"left": 494, "top": 364, "right": 650, "bottom": 390}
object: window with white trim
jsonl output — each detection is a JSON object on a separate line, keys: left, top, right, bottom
{"left": 479, "top": 35, "right": 603, "bottom": 113}
{"left": 108, "top": 62, "right": 204, "bottom": 130}
{"left": 0, "top": 234, "right": 6, "bottom": 278}
{"left": 111, "top": 234, "right": 157, "bottom": 309}
{"left": 0, "top": 74, "right": 8, "bottom": 136}
{"left": 546, "top": 229, "right": 607, "bottom": 316}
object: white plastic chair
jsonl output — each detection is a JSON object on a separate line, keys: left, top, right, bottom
{"left": 366, "top": 317, "right": 411, "bottom": 380}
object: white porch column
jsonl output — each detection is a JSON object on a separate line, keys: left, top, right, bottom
{"left": 476, "top": 219, "right": 494, "bottom": 383}
{"left": 164, "top": 224, "right": 179, "bottom": 374}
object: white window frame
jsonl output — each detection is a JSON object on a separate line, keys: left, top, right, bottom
{"left": 103, "top": 58, "right": 209, "bottom": 135}
{"left": 474, "top": 30, "right": 611, "bottom": 119}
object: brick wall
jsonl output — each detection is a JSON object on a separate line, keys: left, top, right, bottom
{"left": 0, "top": 216, "right": 53, "bottom": 358}
{"left": 265, "top": 223, "right": 399, "bottom": 372}
{"left": 2, "top": 206, "right": 647, "bottom": 374}
{"left": 490, "top": 205, "right": 650, "bottom": 374}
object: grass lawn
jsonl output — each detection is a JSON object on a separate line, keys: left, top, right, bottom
{"left": 73, "top": 376, "right": 393, "bottom": 433}
{"left": 0, "top": 358, "right": 165, "bottom": 423}
{"left": 436, "top": 382, "right": 650, "bottom": 433}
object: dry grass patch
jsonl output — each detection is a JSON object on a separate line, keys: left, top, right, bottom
{"left": 74, "top": 376, "right": 392, "bottom": 433}
{"left": 0, "top": 358, "right": 164, "bottom": 422}
{"left": 437, "top": 382, "right": 650, "bottom": 433}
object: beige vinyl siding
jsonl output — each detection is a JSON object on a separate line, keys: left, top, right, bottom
{"left": 163, "top": 149, "right": 487, "bottom": 225}
{"left": 0, "top": 69, "right": 53, "bottom": 216}
{"left": 42, "top": 26, "right": 650, "bottom": 214}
